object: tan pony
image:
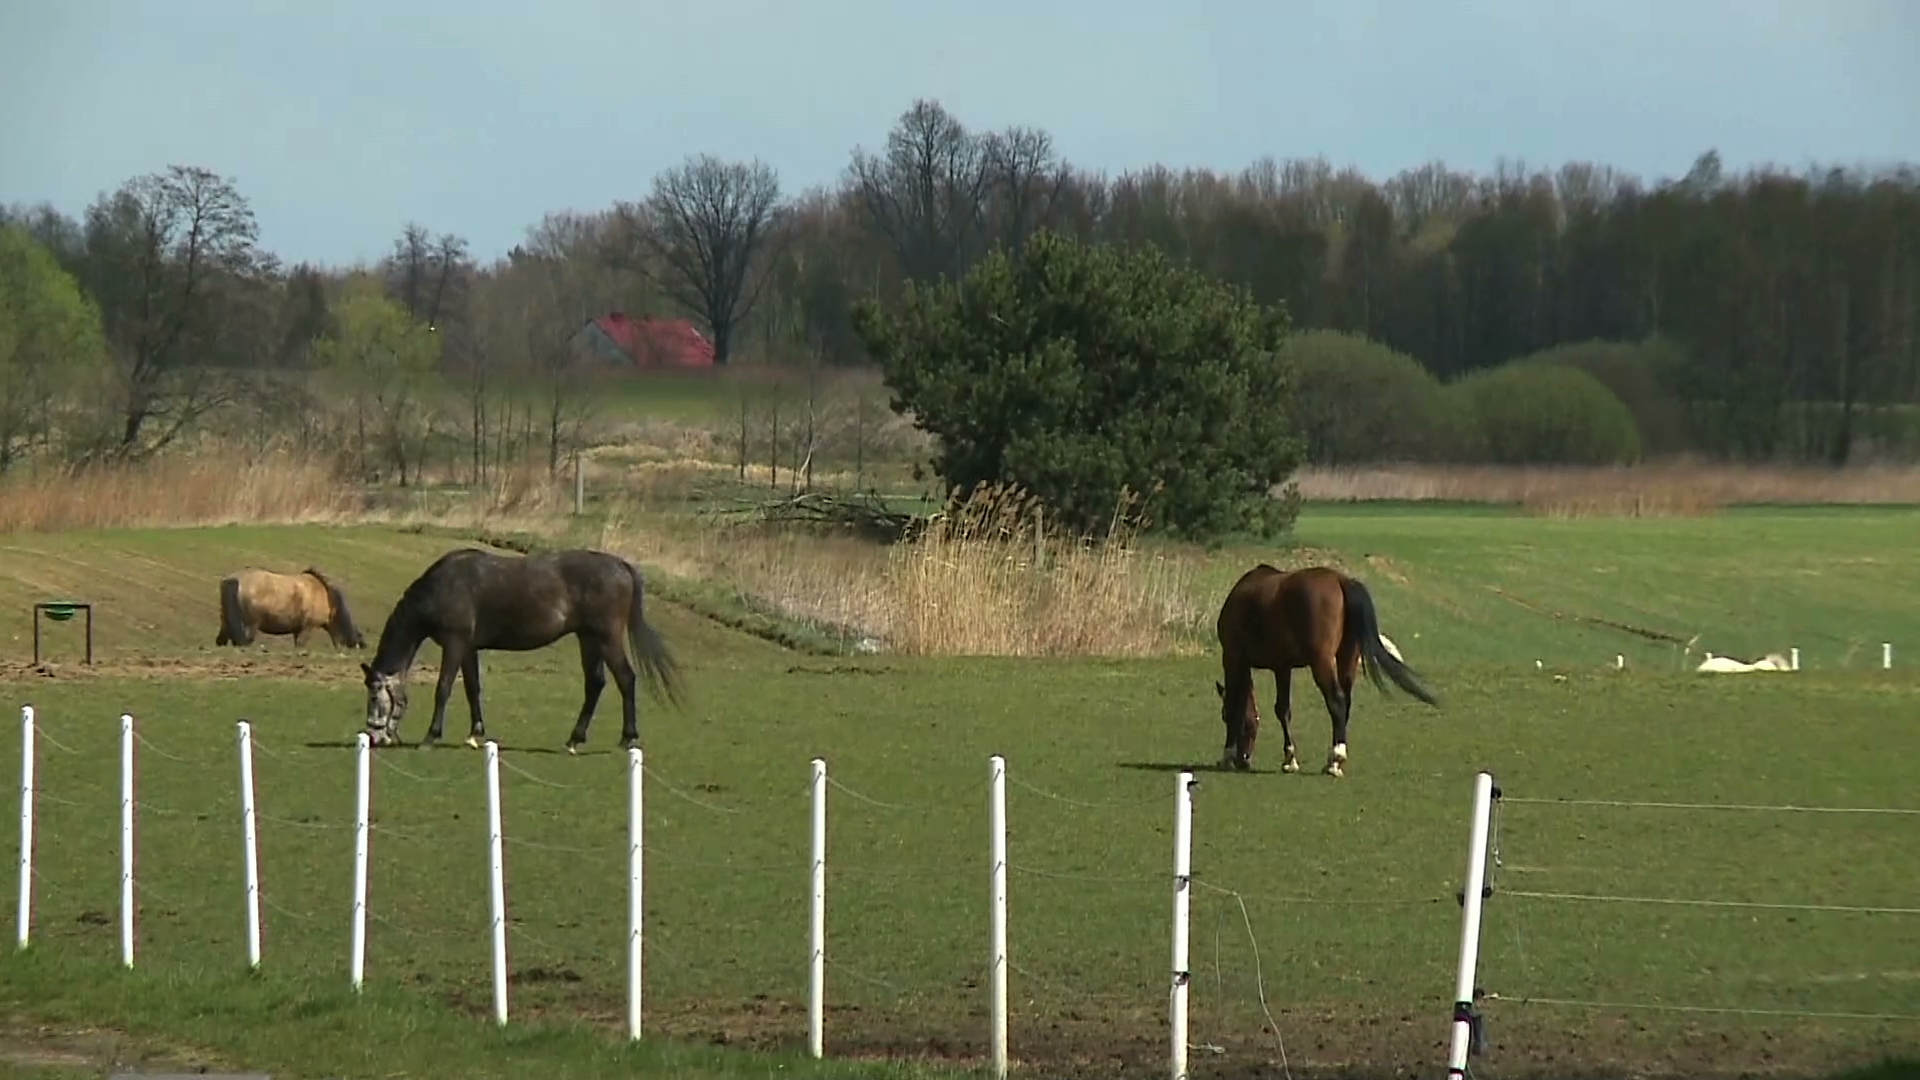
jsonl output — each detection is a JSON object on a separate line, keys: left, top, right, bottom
{"left": 215, "top": 567, "right": 367, "bottom": 650}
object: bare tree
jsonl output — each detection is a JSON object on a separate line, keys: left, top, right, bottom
{"left": 76, "top": 164, "right": 272, "bottom": 458}
{"left": 386, "top": 223, "right": 471, "bottom": 330}
{"left": 612, "top": 155, "right": 787, "bottom": 365}
{"left": 846, "top": 99, "right": 993, "bottom": 283}
{"left": 982, "top": 125, "right": 1073, "bottom": 255}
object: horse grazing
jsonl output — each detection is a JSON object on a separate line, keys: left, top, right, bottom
{"left": 215, "top": 568, "right": 366, "bottom": 650}
{"left": 360, "top": 547, "right": 685, "bottom": 753}
{"left": 1213, "top": 563, "right": 1438, "bottom": 777}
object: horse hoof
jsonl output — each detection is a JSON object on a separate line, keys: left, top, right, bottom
{"left": 1324, "top": 762, "right": 1345, "bottom": 779}
{"left": 1282, "top": 759, "right": 1301, "bottom": 774}
{"left": 566, "top": 744, "right": 580, "bottom": 757}
{"left": 464, "top": 736, "right": 480, "bottom": 750}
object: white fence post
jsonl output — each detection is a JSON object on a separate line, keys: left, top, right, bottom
{"left": 627, "top": 746, "right": 644, "bottom": 1041}
{"left": 16, "top": 705, "right": 34, "bottom": 951}
{"left": 1884, "top": 642, "right": 1893, "bottom": 670}
{"left": 989, "top": 754, "right": 1008, "bottom": 1079}
{"left": 1169, "top": 770, "right": 1195, "bottom": 1080}
{"left": 484, "top": 741, "right": 508, "bottom": 1026}
{"left": 237, "top": 720, "right": 261, "bottom": 970}
{"left": 350, "top": 732, "right": 371, "bottom": 991}
{"left": 120, "top": 712, "right": 134, "bottom": 969}
{"left": 1446, "top": 771, "right": 1497, "bottom": 1079}
{"left": 809, "top": 757, "right": 828, "bottom": 1059}
{"left": 1791, "top": 647, "right": 1801, "bottom": 672}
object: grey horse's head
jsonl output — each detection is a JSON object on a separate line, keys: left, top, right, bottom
{"left": 361, "top": 662, "right": 409, "bottom": 746}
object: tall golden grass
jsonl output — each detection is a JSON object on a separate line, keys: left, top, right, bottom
{"left": 601, "top": 482, "right": 1208, "bottom": 657}
{"left": 1294, "top": 459, "right": 1920, "bottom": 516}
{"left": 0, "top": 448, "right": 356, "bottom": 533}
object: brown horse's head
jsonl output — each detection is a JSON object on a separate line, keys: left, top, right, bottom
{"left": 362, "top": 661, "right": 409, "bottom": 746}
{"left": 305, "top": 568, "right": 366, "bottom": 649}
{"left": 1214, "top": 680, "right": 1261, "bottom": 771}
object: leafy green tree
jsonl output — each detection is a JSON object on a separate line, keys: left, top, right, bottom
{"left": 851, "top": 229, "right": 1304, "bottom": 539}
{"left": 1284, "top": 329, "right": 1468, "bottom": 464}
{"left": 312, "top": 276, "right": 442, "bottom": 484}
{"left": 1451, "top": 359, "right": 1643, "bottom": 465}
{"left": 0, "top": 226, "right": 107, "bottom": 470}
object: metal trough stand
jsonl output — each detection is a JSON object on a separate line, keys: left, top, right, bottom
{"left": 32, "top": 601, "right": 94, "bottom": 665}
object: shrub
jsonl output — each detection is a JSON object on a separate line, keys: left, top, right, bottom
{"left": 1283, "top": 330, "right": 1463, "bottom": 464}
{"left": 1450, "top": 360, "right": 1644, "bottom": 465}
{"left": 1520, "top": 336, "right": 1692, "bottom": 455}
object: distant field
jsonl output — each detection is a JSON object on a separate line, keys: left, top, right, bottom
{"left": 2, "top": 514, "right": 1919, "bottom": 1080}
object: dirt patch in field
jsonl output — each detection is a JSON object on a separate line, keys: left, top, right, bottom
{"left": 0, "top": 1014, "right": 241, "bottom": 1077}
{"left": 0, "top": 652, "right": 359, "bottom": 683}
{"left": 442, "top": 981, "right": 1914, "bottom": 1080}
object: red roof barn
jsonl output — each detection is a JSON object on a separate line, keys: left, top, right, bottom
{"left": 572, "top": 312, "right": 716, "bottom": 370}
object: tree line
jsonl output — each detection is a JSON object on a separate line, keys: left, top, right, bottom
{"left": 4, "top": 96, "right": 1919, "bottom": 484}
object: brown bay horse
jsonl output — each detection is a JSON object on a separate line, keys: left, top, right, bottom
{"left": 1214, "top": 564, "right": 1438, "bottom": 777}
{"left": 216, "top": 568, "right": 366, "bottom": 650}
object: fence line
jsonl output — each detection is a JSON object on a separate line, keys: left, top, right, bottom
{"left": 1489, "top": 994, "right": 1920, "bottom": 1024}
{"left": 1502, "top": 890, "right": 1920, "bottom": 916}
{"left": 1502, "top": 795, "right": 1920, "bottom": 816}
{"left": 13, "top": 700, "right": 1267, "bottom": 1080}
{"left": 1450, "top": 771, "right": 1920, "bottom": 1080}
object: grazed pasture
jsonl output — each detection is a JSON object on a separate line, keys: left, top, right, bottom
{"left": 0, "top": 511, "right": 1917, "bottom": 1080}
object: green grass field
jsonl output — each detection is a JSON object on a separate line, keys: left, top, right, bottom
{"left": 2, "top": 507, "right": 1919, "bottom": 1080}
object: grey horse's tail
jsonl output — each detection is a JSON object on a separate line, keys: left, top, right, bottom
{"left": 622, "top": 558, "right": 685, "bottom": 708}
{"left": 216, "top": 575, "right": 252, "bottom": 647}
{"left": 1341, "top": 575, "right": 1439, "bottom": 707}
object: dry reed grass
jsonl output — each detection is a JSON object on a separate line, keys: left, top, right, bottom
{"left": 601, "top": 482, "right": 1208, "bottom": 657}
{"left": 0, "top": 447, "right": 357, "bottom": 533}
{"left": 1293, "top": 460, "right": 1920, "bottom": 517}
{"left": 883, "top": 483, "right": 1205, "bottom": 656}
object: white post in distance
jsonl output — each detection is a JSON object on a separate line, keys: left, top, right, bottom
{"left": 120, "top": 712, "right": 134, "bottom": 969}
{"left": 1884, "top": 642, "right": 1893, "bottom": 670}
{"left": 1169, "top": 770, "right": 1195, "bottom": 1080}
{"left": 484, "top": 740, "right": 508, "bottom": 1026}
{"left": 16, "top": 706, "right": 34, "bottom": 951}
{"left": 237, "top": 720, "right": 262, "bottom": 969}
{"left": 350, "top": 732, "right": 371, "bottom": 991}
{"left": 1790, "top": 647, "right": 1801, "bottom": 672}
{"left": 1446, "top": 771, "right": 1498, "bottom": 1079}
{"left": 809, "top": 757, "right": 828, "bottom": 1059}
{"left": 989, "top": 754, "right": 1009, "bottom": 1079}
{"left": 627, "top": 746, "right": 644, "bottom": 1041}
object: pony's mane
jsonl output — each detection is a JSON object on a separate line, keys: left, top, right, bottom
{"left": 303, "top": 566, "right": 360, "bottom": 638}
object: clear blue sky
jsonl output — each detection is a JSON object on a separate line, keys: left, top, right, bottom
{"left": 3, "top": 0, "right": 1914, "bottom": 270}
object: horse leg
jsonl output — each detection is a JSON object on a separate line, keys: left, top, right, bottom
{"left": 293, "top": 624, "right": 309, "bottom": 648}
{"left": 460, "top": 650, "right": 486, "bottom": 749}
{"left": 565, "top": 636, "right": 610, "bottom": 754}
{"left": 423, "top": 642, "right": 463, "bottom": 749}
{"left": 1311, "top": 653, "right": 1353, "bottom": 778}
{"left": 608, "top": 644, "right": 641, "bottom": 751}
{"left": 1273, "top": 670, "right": 1300, "bottom": 774}
{"left": 1219, "top": 658, "right": 1256, "bottom": 771}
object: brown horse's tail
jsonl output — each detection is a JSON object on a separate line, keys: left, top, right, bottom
{"left": 622, "top": 558, "right": 685, "bottom": 708}
{"left": 1341, "top": 576, "right": 1439, "bottom": 707}
{"left": 217, "top": 575, "right": 253, "bottom": 647}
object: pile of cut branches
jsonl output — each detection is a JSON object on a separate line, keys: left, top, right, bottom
{"left": 719, "top": 491, "right": 930, "bottom": 543}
